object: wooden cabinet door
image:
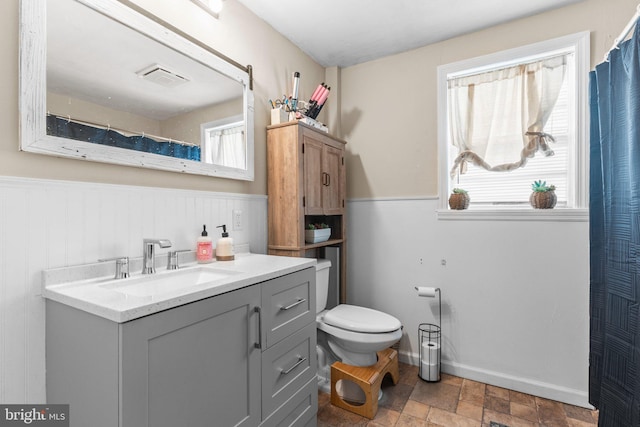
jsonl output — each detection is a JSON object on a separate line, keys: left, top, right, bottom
{"left": 322, "top": 143, "right": 344, "bottom": 215}
{"left": 120, "top": 285, "right": 261, "bottom": 427}
{"left": 303, "top": 130, "right": 345, "bottom": 216}
{"left": 302, "top": 135, "right": 324, "bottom": 215}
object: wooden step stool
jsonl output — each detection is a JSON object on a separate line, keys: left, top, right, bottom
{"left": 330, "top": 348, "right": 399, "bottom": 419}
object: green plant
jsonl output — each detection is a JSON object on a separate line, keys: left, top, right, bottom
{"left": 306, "top": 223, "right": 330, "bottom": 230}
{"left": 452, "top": 188, "right": 468, "bottom": 194}
{"left": 531, "top": 180, "right": 556, "bottom": 192}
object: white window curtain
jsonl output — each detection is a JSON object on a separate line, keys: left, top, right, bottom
{"left": 203, "top": 124, "right": 245, "bottom": 169}
{"left": 448, "top": 55, "right": 568, "bottom": 179}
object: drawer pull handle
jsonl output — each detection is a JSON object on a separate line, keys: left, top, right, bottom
{"left": 280, "top": 298, "right": 307, "bottom": 311}
{"left": 281, "top": 356, "right": 307, "bottom": 375}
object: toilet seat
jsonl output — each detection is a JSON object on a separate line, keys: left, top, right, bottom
{"left": 317, "top": 315, "right": 401, "bottom": 343}
{"left": 323, "top": 304, "right": 401, "bottom": 333}
{"left": 316, "top": 305, "right": 402, "bottom": 374}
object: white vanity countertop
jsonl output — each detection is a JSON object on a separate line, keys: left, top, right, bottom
{"left": 42, "top": 253, "right": 316, "bottom": 323}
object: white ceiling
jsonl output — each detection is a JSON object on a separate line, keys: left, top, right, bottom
{"left": 237, "top": 0, "right": 585, "bottom": 67}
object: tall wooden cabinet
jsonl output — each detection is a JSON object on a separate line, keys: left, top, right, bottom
{"left": 267, "top": 121, "right": 347, "bottom": 302}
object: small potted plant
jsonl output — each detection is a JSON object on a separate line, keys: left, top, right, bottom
{"left": 448, "top": 188, "right": 470, "bottom": 210}
{"left": 530, "top": 180, "right": 557, "bottom": 209}
{"left": 305, "top": 223, "right": 331, "bottom": 243}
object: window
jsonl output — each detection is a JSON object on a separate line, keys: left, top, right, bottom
{"left": 437, "top": 32, "right": 589, "bottom": 219}
{"left": 201, "top": 115, "right": 246, "bottom": 170}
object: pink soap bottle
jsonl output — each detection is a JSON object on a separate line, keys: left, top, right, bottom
{"left": 197, "top": 225, "right": 213, "bottom": 263}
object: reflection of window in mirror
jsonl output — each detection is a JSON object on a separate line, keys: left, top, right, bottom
{"left": 201, "top": 115, "right": 245, "bottom": 169}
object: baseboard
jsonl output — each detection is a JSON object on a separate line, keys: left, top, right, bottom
{"left": 397, "top": 350, "right": 592, "bottom": 409}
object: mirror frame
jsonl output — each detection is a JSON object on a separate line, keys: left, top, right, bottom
{"left": 19, "top": 0, "right": 255, "bottom": 181}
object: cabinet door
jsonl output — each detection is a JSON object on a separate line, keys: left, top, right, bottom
{"left": 120, "top": 285, "right": 261, "bottom": 427}
{"left": 303, "top": 132, "right": 345, "bottom": 216}
{"left": 302, "top": 135, "right": 324, "bottom": 215}
{"left": 322, "top": 143, "right": 344, "bottom": 215}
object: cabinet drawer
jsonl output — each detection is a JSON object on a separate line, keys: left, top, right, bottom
{"left": 262, "top": 267, "right": 315, "bottom": 348}
{"left": 260, "top": 377, "right": 318, "bottom": 427}
{"left": 262, "top": 323, "right": 317, "bottom": 417}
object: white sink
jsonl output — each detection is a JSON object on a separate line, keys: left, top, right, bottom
{"left": 100, "top": 267, "right": 242, "bottom": 297}
{"left": 43, "top": 254, "right": 317, "bottom": 322}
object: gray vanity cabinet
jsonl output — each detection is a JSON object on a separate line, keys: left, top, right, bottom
{"left": 46, "top": 266, "right": 317, "bottom": 427}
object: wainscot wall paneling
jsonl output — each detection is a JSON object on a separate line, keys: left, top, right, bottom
{"left": 0, "top": 176, "right": 267, "bottom": 403}
{"left": 0, "top": 180, "right": 589, "bottom": 407}
{"left": 346, "top": 197, "right": 591, "bottom": 408}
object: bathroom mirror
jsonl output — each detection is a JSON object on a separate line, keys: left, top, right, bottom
{"left": 19, "top": 0, "right": 255, "bottom": 180}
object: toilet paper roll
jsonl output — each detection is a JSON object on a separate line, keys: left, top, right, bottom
{"left": 415, "top": 286, "right": 438, "bottom": 298}
{"left": 420, "top": 361, "right": 440, "bottom": 381}
{"left": 421, "top": 341, "right": 440, "bottom": 364}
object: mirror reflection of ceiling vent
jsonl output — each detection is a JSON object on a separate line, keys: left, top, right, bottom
{"left": 136, "top": 64, "right": 190, "bottom": 88}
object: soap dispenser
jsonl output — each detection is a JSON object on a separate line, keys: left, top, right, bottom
{"left": 197, "top": 225, "right": 213, "bottom": 263}
{"left": 216, "top": 225, "right": 234, "bottom": 261}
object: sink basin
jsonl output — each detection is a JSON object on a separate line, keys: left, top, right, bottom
{"left": 100, "top": 267, "right": 242, "bottom": 297}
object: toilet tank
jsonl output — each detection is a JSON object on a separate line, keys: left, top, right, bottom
{"left": 315, "top": 259, "right": 332, "bottom": 313}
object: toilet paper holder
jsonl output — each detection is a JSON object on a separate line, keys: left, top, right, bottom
{"left": 414, "top": 287, "right": 441, "bottom": 327}
{"left": 415, "top": 286, "right": 442, "bottom": 382}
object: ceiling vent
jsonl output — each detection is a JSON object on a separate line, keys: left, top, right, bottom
{"left": 136, "top": 64, "right": 190, "bottom": 88}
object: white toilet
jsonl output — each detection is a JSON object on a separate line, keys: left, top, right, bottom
{"left": 315, "top": 259, "right": 402, "bottom": 399}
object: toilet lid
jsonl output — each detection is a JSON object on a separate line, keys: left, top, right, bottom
{"left": 323, "top": 305, "right": 401, "bottom": 333}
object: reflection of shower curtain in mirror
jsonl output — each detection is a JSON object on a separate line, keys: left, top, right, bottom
{"left": 46, "top": 115, "right": 201, "bottom": 161}
{"left": 205, "top": 125, "right": 246, "bottom": 169}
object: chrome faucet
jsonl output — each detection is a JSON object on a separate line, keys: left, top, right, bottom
{"left": 167, "top": 249, "right": 191, "bottom": 270}
{"left": 142, "top": 238, "right": 172, "bottom": 274}
{"left": 98, "top": 256, "right": 130, "bottom": 279}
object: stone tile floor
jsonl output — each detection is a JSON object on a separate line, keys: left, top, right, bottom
{"left": 317, "top": 362, "right": 598, "bottom": 427}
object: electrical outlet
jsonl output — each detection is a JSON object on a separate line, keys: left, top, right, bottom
{"left": 233, "top": 209, "right": 243, "bottom": 231}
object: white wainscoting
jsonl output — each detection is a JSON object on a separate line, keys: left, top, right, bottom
{"left": 346, "top": 197, "right": 591, "bottom": 407}
{"left": 0, "top": 176, "right": 267, "bottom": 403}
{"left": 1, "top": 182, "right": 590, "bottom": 407}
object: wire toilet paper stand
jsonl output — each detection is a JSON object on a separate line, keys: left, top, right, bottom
{"left": 415, "top": 286, "right": 441, "bottom": 382}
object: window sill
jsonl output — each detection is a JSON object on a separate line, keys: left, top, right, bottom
{"left": 436, "top": 207, "right": 588, "bottom": 222}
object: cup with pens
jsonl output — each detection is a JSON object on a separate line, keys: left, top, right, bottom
{"left": 269, "top": 97, "right": 293, "bottom": 125}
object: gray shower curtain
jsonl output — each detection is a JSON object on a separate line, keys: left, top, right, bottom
{"left": 589, "top": 19, "right": 640, "bottom": 427}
